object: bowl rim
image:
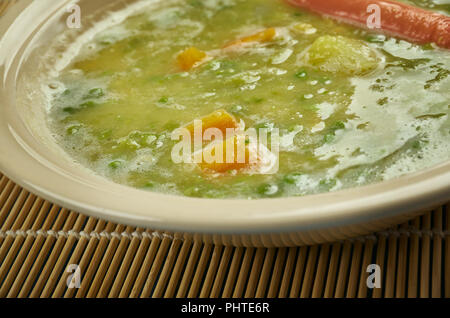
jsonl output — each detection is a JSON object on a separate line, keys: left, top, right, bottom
{"left": 1, "top": 113, "right": 449, "bottom": 234}
{"left": 0, "top": 0, "right": 449, "bottom": 235}
{"left": 1, "top": 149, "right": 449, "bottom": 235}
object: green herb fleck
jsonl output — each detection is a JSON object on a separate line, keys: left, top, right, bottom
{"left": 377, "top": 97, "right": 389, "bottom": 106}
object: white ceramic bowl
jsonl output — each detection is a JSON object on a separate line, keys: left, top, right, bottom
{"left": 0, "top": 0, "right": 449, "bottom": 247}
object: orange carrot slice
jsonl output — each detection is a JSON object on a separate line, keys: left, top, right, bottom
{"left": 224, "top": 28, "right": 277, "bottom": 48}
{"left": 286, "top": 0, "right": 450, "bottom": 49}
{"left": 177, "top": 47, "right": 208, "bottom": 71}
{"left": 183, "top": 109, "right": 240, "bottom": 139}
{"left": 197, "top": 134, "right": 277, "bottom": 174}
{"left": 178, "top": 111, "right": 278, "bottom": 174}
{"left": 198, "top": 134, "right": 252, "bottom": 173}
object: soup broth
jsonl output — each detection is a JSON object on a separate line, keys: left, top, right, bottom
{"left": 47, "top": 0, "right": 450, "bottom": 199}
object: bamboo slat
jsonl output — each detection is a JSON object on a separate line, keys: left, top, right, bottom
{"left": 0, "top": 174, "right": 448, "bottom": 297}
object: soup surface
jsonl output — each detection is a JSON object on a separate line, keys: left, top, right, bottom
{"left": 47, "top": 0, "right": 450, "bottom": 199}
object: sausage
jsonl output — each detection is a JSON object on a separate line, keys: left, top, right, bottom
{"left": 285, "top": 0, "right": 450, "bottom": 49}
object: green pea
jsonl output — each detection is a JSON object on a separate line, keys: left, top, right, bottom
{"left": 108, "top": 160, "right": 122, "bottom": 170}
{"left": 283, "top": 173, "right": 302, "bottom": 185}
{"left": 365, "top": 34, "right": 385, "bottom": 43}
{"left": 184, "top": 186, "right": 204, "bottom": 198}
{"left": 422, "top": 43, "right": 434, "bottom": 51}
{"left": 63, "top": 107, "right": 77, "bottom": 114}
{"left": 251, "top": 97, "right": 264, "bottom": 104}
{"left": 66, "top": 125, "right": 82, "bottom": 135}
{"left": 303, "top": 103, "right": 318, "bottom": 111}
{"left": 144, "top": 182, "right": 155, "bottom": 188}
{"left": 323, "top": 133, "right": 335, "bottom": 143}
{"left": 257, "top": 184, "right": 279, "bottom": 197}
{"left": 412, "top": 140, "right": 421, "bottom": 149}
{"left": 255, "top": 122, "right": 274, "bottom": 131}
{"left": 87, "top": 88, "right": 104, "bottom": 98}
{"left": 80, "top": 101, "right": 98, "bottom": 108}
{"left": 319, "top": 178, "right": 337, "bottom": 190}
{"left": 99, "top": 39, "right": 113, "bottom": 46}
{"left": 189, "top": 0, "right": 203, "bottom": 8}
{"left": 295, "top": 70, "right": 308, "bottom": 79}
{"left": 331, "top": 121, "right": 345, "bottom": 130}
{"left": 229, "top": 104, "right": 244, "bottom": 114}
{"left": 158, "top": 96, "right": 169, "bottom": 103}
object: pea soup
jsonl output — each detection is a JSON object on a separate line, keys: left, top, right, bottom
{"left": 47, "top": 0, "right": 450, "bottom": 199}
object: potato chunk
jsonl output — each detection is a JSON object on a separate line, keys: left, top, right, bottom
{"left": 224, "top": 28, "right": 277, "bottom": 48}
{"left": 177, "top": 47, "right": 208, "bottom": 71}
{"left": 303, "top": 35, "right": 380, "bottom": 75}
{"left": 184, "top": 109, "right": 240, "bottom": 139}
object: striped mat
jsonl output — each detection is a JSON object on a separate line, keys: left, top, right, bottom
{"left": 0, "top": 173, "right": 449, "bottom": 298}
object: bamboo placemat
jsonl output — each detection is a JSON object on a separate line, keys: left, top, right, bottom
{"left": 0, "top": 172, "right": 448, "bottom": 298}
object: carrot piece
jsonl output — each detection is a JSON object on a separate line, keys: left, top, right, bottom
{"left": 181, "top": 111, "right": 278, "bottom": 174}
{"left": 285, "top": 0, "right": 450, "bottom": 49}
{"left": 184, "top": 109, "right": 240, "bottom": 139}
{"left": 224, "top": 28, "right": 277, "bottom": 48}
{"left": 197, "top": 134, "right": 278, "bottom": 174}
{"left": 177, "top": 47, "right": 208, "bottom": 71}
{"left": 198, "top": 134, "right": 252, "bottom": 173}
